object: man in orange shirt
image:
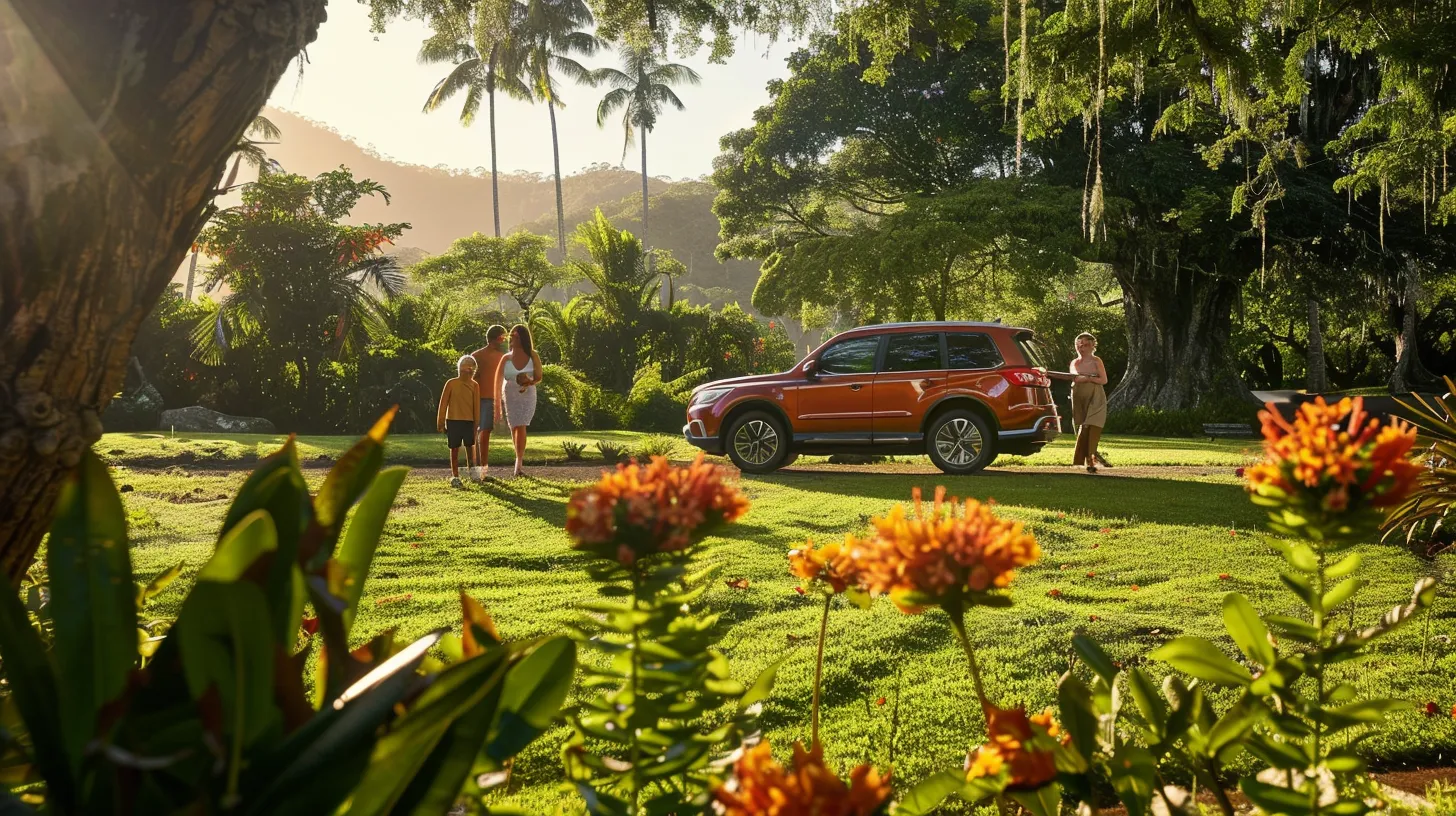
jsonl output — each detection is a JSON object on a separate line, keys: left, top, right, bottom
{"left": 470, "top": 325, "right": 508, "bottom": 479}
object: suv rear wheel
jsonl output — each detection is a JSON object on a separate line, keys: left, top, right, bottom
{"left": 926, "top": 409, "right": 995, "bottom": 475}
{"left": 724, "top": 410, "right": 791, "bottom": 474}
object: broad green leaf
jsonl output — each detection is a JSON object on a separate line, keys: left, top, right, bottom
{"left": 1206, "top": 695, "right": 1266, "bottom": 756}
{"left": 1325, "top": 553, "right": 1362, "bottom": 579}
{"left": 138, "top": 560, "right": 185, "bottom": 608}
{"left": 738, "top": 658, "right": 784, "bottom": 712}
{"left": 313, "top": 408, "right": 396, "bottom": 548}
{"left": 176, "top": 581, "right": 279, "bottom": 748}
{"left": 45, "top": 449, "right": 136, "bottom": 769}
{"left": 1280, "top": 573, "right": 1320, "bottom": 609}
{"left": 1149, "top": 637, "right": 1252, "bottom": 687}
{"left": 336, "top": 466, "right": 408, "bottom": 634}
{"left": 1320, "top": 578, "right": 1365, "bottom": 614}
{"left": 1072, "top": 634, "right": 1119, "bottom": 684}
{"left": 845, "top": 586, "right": 873, "bottom": 609}
{"left": 390, "top": 679, "right": 506, "bottom": 815}
{"left": 1057, "top": 671, "right": 1099, "bottom": 760}
{"left": 197, "top": 510, "right": 277, "bottom": 583}
{"left": 1111, "top": 744, "right": 1157, "bottom": 816}
{"left": 1223, "top": 593, "right": 1275, "bottom": 666}
{"left": 0, "top": 572, "right": 72, "bottom": 810}
{"left": 1010, "top": 782, "right": 1062, "bottom": 816}
{"left": 1240, "top": 777, "right": 1314, "bottom": 816}
{"left": 1270, "top": 540, "right": 1319, "bottom": 573}
{"left": 220, "top": 439, "right": 306, "bottom": 537}
{"left": 895, "top": 771, "right": 967, "bottom": 815}
{"left": 1127, "top": 668, "right": 1167, "bottom": 735}
{"left": 486, "top": 637, "right": 577, "bottom": 760}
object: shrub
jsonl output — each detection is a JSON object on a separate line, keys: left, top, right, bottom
{"left": 623, "top": 364, "right": 706, "bottom": 433}
{"left": 0, "top": 411, "right": 574, "bottom": 814}
{"left": 1106, "top": 401, "right": 1260, "bottom": 436}
{"left": 561, "top": 440, "right": 587, "bottom": 461}
{"left": 632, "top": 434, "right": 681, "bottom": 462}
{"left": 596, "top": 441, "right": 628, "bottom": 463}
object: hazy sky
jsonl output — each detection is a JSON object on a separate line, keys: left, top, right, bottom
{"left": 265, "top": 3, "right": 798, "bottom": 180}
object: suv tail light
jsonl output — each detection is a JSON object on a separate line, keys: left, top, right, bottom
{"left": 1004, "top": 367, "right": 1051, "bottom": 388}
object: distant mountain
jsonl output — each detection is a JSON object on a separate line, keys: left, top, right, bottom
{"left": 174, "top": 108, "right": 761, "bottom": 312}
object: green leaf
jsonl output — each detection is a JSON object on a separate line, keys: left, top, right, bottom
{"left": 1280, "top": 572, "right": 1321, "bottom": 609}
{"left": 44, "top": 449, "right": 137, "bottom": 769}
{"left": 336, "top": 467, "right": 408, "bottom": 635}
{"left": 1149, "top": 637, "right": 1252, "bottom": 686}
{"left": 738, "top": 658, "right": 784, "bottom": 712}
{"left": 1325, "top": 553, "right": 1362, "bottom": 579}
{"left": 1010, "top": 782, "right": 1062, "bottom": 816}
{"left": 1206, "top": 694, "right": 1266, "bottom": 756}
{"left": 487, "top": 637, "right": 577, "bottom": 760}
{"left": 845, "top": 586, "right": 873, "bottom": 610}
{"left": 312, "top": 409, "right": 396, "bottom": 555}
{"left": 1320, "top": 578, "right": 1365, "bottom": 614}
{"left": 197, "top": 510, "right": 277, "bottom": 583}
{"left": 1072, "top": 634, "right": 1119, "bottom": 684}
{"left": 139, "top": 560, "right": 185, "bottom": 608}
{"left": 895, "top": 771, "right": 967, "bottom": 815}
{"left": 1223, "top": 593, "right": 1275, "bottom": 666}
{"left": 176, "top": 581, "right": 279, "bottom": 748}
{"left": 1110, "top": 744, "right": 1157, "bottom": 816}
{"left": 1057, "top": 671, "right": 1099, "bottom": 760}
{"left": 1127, "top": 668, "right": 1167, "bottom": 735}
{"left": 1241, "top": 777, "right": 1314, "bottom": 816}
{"left": 1269, "top": 540, "right": 1320, "bottom": 573}
{"left": 0, "top": 570, "right": 72, "bottom": 810}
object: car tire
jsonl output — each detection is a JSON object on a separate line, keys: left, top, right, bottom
{"left": 780, "top": 453, "right": 800, "bottom": 468}
{"left": 925, "top": 409, "right": 996, "bottom": 475}
{"left": 724, "top": 411, "right": 791, "bottom": 474}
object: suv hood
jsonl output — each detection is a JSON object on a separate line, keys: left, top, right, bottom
{"left": 693, "top": 369, "right": 799, "bottom": 393}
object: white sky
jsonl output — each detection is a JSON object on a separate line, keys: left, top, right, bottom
{"left": 266, "top": 3, "right": 798, "bottom": 180}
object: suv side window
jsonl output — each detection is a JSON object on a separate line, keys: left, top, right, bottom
{"left": 882, "top": 333, "right": 944, "bottom": 372}
{"left": 947, "top": 333, "right": 1004, "bottom": 370}
{"left": 816, "top": 336, "right": 880, "bottom": 375}
{"left": 1013, "top": 331, "right": 1049, "bottom": 369}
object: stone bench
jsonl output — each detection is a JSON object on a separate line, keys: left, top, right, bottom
{"left": 1203, "top": 423, "right": 1255, "bottom": 440}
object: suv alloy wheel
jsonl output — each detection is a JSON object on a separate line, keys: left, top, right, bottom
{"left": 925, "top": 408, "right": 995, "bottom": 474}
{"left": 724, "top": 410, "right": 790, "bottom": 473}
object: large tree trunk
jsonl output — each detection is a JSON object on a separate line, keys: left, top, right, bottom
{"left": 548, "top": 100, "right": 565, "bottom": 255}
{"left": 0, "top": 0, "right": 325, "bottom": 580}
{"left": 1306, "top": 296, "right": 1328, "bottom": 393}
{"left": 1108, "top": 268, "right": 1249, "bottom": 411}
{"left": 1391, "top": 261, "right": 1435, "bottom": 394}
{"left": 487, "top": 47, "right": 501, "bottom": 238}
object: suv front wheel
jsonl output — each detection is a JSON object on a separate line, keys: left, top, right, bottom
{"left": 926, "top": 409, "right": 995, "bottom": 475}
{"left": 724, "top": 410, "right": 791, "bottom": 474}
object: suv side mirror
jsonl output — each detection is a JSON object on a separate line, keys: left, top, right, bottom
{"left": 803, "top": 359, "right": 818, "bottom": 378}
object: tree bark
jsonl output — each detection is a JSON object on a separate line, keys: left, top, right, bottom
{"left": 1390, "top": 261, "right": 1435, "bottom": 394}
{"left": 1108, "top": 267, "right": 1249, "bottom": 411}
{"left": 548, "top": 99, "right": 565, "bottom": 255}
{"left": 488, "top": 46, "right": 502, "bottom": 239}
{"left": 1306, "top": 297, "right": 1328, "bottom": 393}
{"left": 640, "top": 124, "right": 650, "bottom": 251}
{"left": 184, "top": 250, "right": 200, "bottom": 301}
{"left": 0, "top": 0, "right": 326, "bottom": 580}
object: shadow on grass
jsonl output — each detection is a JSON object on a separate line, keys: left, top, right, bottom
{"left": 477, "top": 477, "right": 573, "bottom": 528}
{"left": 753, "top": 470, "right": 1264, "bottom": 529}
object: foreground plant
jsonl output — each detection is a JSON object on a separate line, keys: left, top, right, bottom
{"left": 563, "top": 454, "right": 777, "bottom": 815}
{"left": 788, "top": 538, "right": 869, "bottom": 747}
{"left": 712, "top": 740, "right": 891, "bottom": 816}
{"left": 0, "top": 411, "right": 574, "bottom": 814}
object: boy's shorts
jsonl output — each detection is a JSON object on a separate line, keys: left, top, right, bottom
{"left": 446, "top": 419, "right": 475, "bottom": 448}
{"left": 478, "top": 399, "right": 494, "bottom": 431}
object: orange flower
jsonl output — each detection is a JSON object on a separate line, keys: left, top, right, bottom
{"left": 1246, "top": 397, "right": 1419, "bottom": 536}
{"left": 849, "top": 487, "right": 1040, "bottom": 613}
{"left": 566, "top": 454, "right": 749, "bottom": 565}
{"left": 965, "top": 705, "right": 1063, "bottom": 790}
{"left": 715, "top": 741, "right": 890, "bottom": 816}
{"left": 788, "top": 538, "right": 861, "bottom": 594}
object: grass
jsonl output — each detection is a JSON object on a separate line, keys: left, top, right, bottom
{"left": 96, "top": 433, "right": 1456, "bottom": 812}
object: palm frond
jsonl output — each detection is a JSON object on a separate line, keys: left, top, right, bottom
{"left": 247, "top": 116, "right": 282, "bottom": 141}
{"left": 596, "top": 86, "right": 633, "bottom": 127}
{"left": 650, "top": 84, "right": 687, "bottom": 112}
{"left": 418, "top": 36, "right": 477, "bottom": 66}
{"left": 349, "top": 255, "right": 407, "bottom": 297}
{"left": 551, "top": 54, "right": 595, "bottom": 88}
{"left": 423, "top": 59, "right": 483, "bottom": 118}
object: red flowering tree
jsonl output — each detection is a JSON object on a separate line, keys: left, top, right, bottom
{"left": 192, "top": 169, "right": 410, "bottom": 429}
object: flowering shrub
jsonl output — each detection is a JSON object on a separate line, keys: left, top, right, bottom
{"left": 714, "top": 741, "right": 891, "bottom": 816}
{"left": 964, "top": 706, "right": 1063, "bottom": 790}
{"left": 788, "top": 539, "right": 862, "bottom": 595}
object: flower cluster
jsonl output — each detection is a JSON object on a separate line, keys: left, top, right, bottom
{"left": 848, "top": 487, "right": 1040, "bottom": 612}
{"left": 965, "top": 705, "right": 1064, "bottom": 790}
{"left": 714, "top": 741, "right": 890, "bottom": 816}
{"left": 566, "top": 454, "right": 750, "bottom": 565}
{"left": 1246, "top": 397, "right": 1419, "bottom": 537}
{"left": 788, "top": 538, "right": 861, "bottom": 594}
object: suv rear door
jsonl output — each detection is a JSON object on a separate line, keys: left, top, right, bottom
{"left": 873, "top": 331, "right": 948, "bottom": 441}
{"left": 794, "top": 334, "right": 881, "bottom": 442}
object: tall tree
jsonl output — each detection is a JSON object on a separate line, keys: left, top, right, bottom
{"left": 419, "top": 5, "right": 528, "bottom": 239}
{"left": 187, "top": 115, "right": 284, "bottom": 302}
{"left": 519, "top": 0, "right": 598, "bottom": 254}
{"left": 0, "top": 0, "right": 325, "bottom": 578}
{"left": 411, "top": 231, "right": 575, "bottom": 314}
{"left": 593, "top": 44, "right": 700, "bottom": 264}
{"left": 192, "top": 169, "right": 409, "bottom": 428}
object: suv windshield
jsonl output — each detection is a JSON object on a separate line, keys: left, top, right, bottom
{"left": 1014, "top": 331, "right": 1051, "bottom": 369}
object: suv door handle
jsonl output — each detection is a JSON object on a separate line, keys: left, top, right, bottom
{"left": 919, "top": 379, "right": 933, "bottom": 390}
{"left": 849, "top": 384, "right": 864, "bottom": 391}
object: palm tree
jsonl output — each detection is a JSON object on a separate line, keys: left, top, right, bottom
{"left": 187, "top": 116, "right": 282, "bottom": 300}
{"left": 592, "top": 44, "right": 700, "bottom": 259}
{"left": 419, "top": 8, "right": 529, "bottom": 239}
{"left": 518, "top": 0, "right": 598, "bottom": 255}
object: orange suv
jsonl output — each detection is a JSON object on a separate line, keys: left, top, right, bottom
{"left": 683, "top": 321, "right": 1061, "bottom": 474}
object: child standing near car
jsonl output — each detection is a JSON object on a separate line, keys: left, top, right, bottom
{"left": 436, "top": 355, "right": 481, "bottom": 487}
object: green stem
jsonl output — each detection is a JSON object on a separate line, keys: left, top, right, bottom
{"left": 811, "top": 593, "right": 832, "bottom": 748}
{"left": 1200, "top": 759, "right": 1237, "bottom": 816}
{"left": 629, "top": 565, "right": 643, "bottom": 814}
{"left": 947, "top": 604, "right": 990, "bottom": 717}
{"left": 1311, "top": 552, "right": 1327, "bottom": 816}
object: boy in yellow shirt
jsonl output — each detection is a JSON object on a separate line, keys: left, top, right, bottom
{"left": 437, "top": 355, "right": 481, "bottom": 487}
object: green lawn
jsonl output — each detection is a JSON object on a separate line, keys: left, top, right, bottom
{"left": 99, "top": 433, "right": 1455, "bottom": 812}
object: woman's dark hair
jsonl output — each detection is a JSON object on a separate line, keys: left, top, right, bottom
{"left": 511, "top": 323, "right": 533, "bottom": 356}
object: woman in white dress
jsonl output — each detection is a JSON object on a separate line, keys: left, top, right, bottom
{"left": 492, "top": 324, "right": 544, "bottom": 477}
